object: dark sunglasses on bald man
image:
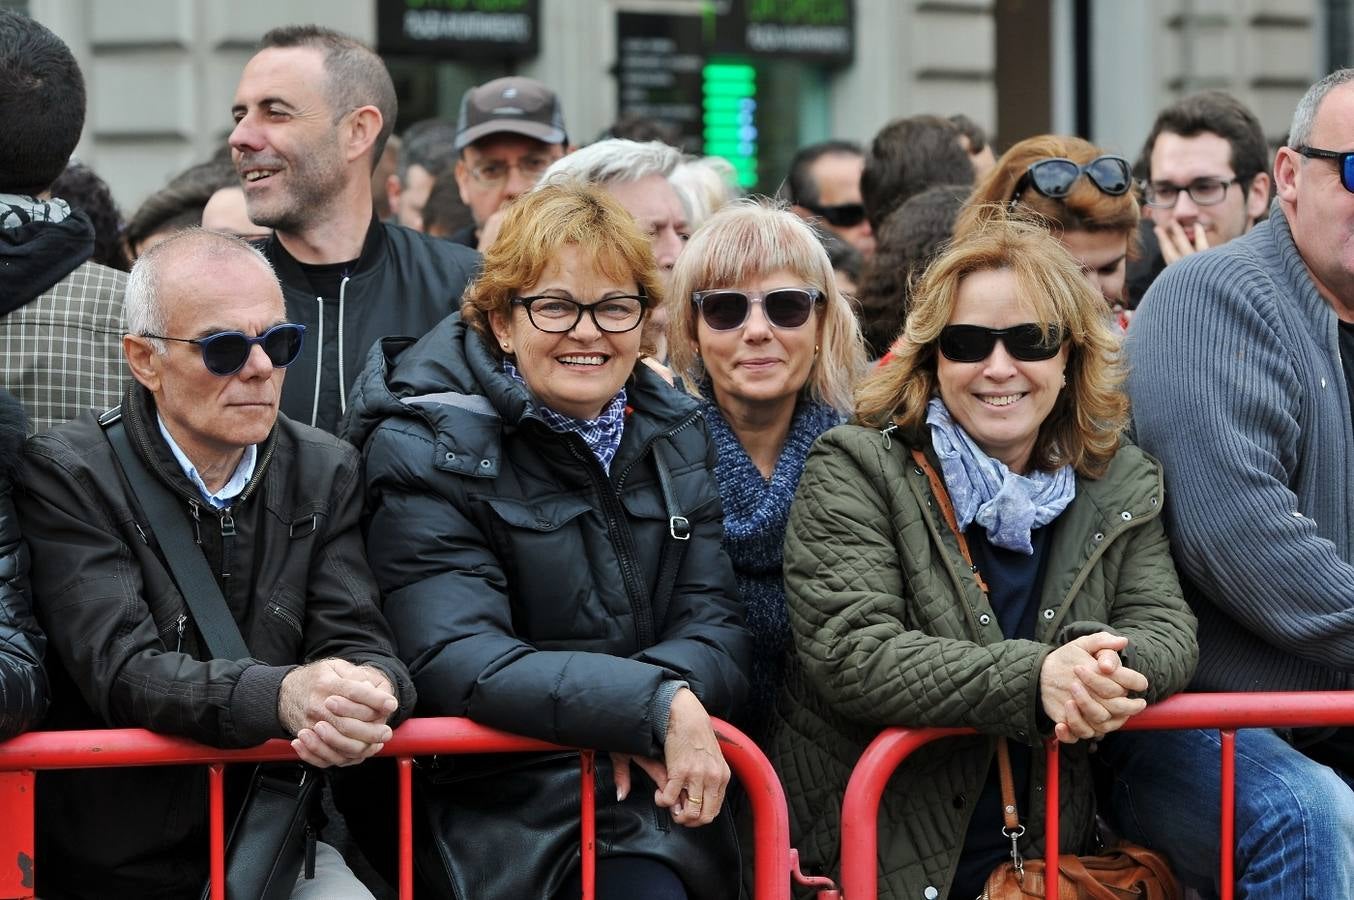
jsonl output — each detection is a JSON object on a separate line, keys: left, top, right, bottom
{"left": 1294, "top": 146, "right": 1354, "bottom": 192}
{"left": 141, "top": 323, "right": 306, "bottom": 376}
{"left": 1009, "top": 155, "right": 1133, "bottom": 207}
{"left": 691, "top": 287, "right": 823, "bottom": 331}
{"left": 802, "top": 201, "right": 867, "bottom": 228}
{"left": 938, "top": 323, "right": 1065, "bottom": 363}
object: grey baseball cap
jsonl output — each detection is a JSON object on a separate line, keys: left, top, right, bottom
{"left": 454, "top": 77, "right": 568, "bottom": 151}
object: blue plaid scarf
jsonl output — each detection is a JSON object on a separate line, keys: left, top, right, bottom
{"left": 504, "top": 360, "right": 628, "bottom": 472}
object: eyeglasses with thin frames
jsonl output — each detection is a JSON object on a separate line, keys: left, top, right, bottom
{"left": 1140, "top": 176, "right": 1241, "bottom": 208}
{"left": 467, "top": 157, "right": 554, "bottom": 187}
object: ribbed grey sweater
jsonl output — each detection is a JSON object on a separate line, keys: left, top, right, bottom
{"left": 1127, "top": 203, "right": 1354, "bottom": 693}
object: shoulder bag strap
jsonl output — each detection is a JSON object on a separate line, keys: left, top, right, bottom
{"left": 101, "top": 410, "right": 251, "bottom": 661}
{"left": 649, "top": 437, "right": 690, "bottom": 630}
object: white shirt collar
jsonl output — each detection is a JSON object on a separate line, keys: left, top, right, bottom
{"left": 156, "top": 414, "right": 257, "bottom": 509}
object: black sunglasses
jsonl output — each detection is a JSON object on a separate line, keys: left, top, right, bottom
{"left": 803, "top": 202, "right": 867, "bottom": 228}
{"left": 691, "top": 287, "right": 823, "bottom": 331}
{"left": 1294, "top": 146, "right": 1354, "bottom": 193}
{"left": 1009, "top": 155, "right": 1133, "bottom": 207}
{"left": 142, "top": 323, "right": 307, "bottom": 376}
{"left": 938, "top": 323, "right": 1065, "bottom": 363}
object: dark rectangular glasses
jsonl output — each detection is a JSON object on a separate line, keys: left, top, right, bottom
{"left": 1010, "top": 155, "right": 1133, "bottom": 206}
{"left": 691, "top": 287, "right": 823, "bottom": 331}
{"left": 938, "top": 323, "right": 1065, "bottom": 363}
{"left": 804, "top": 202, "right": 867, "bottom": 228}
{"left": 1294, "top": 146, "right": 1354, "bottom": 192}
{"left": 143, "top": 322, "right": 306, "bottom": 376}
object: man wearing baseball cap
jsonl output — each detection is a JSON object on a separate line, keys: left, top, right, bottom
{"left": 449, "top": 76, "right": 570, "bottom": 249}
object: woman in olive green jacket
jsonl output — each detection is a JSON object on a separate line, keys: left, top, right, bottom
{"left": 771, "top": 215, "right": 1198, "bottom": 899}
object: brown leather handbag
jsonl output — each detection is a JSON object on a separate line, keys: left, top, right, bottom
{"left": 979, "top": 738, "right": 1179, "bottom": 900}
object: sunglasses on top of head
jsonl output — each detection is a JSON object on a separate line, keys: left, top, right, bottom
{"left": 1293, "top": 146, "right": 1354, "bottom": 192}
{"left": 691, "top": 287, "right": 824, "bottom": 331}
{"left": 938, "top": 323, "right": 1066, "bottom": 363}
{"left": 1009, "top": 155, "right": 1133, "bottom": 207}
{"left": 142, "top": 322, "right": 307, "bottom": 376}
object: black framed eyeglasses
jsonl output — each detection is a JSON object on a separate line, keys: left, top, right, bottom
{"left": 511, "top": 294, "right": 647, "bottom": 334}
{"left": 142, "top": 323, "right": 306, "bottom": 376}
{"left": 1293, "top": 146, "right": 1354, "bottom": 193}
{"left": 691, "top": 287, "right": 823, "bottom": 331}
{"left": 1141, "top": 176, "right": 1241, "bottom": 208}
{"left": 938, "top": 323, "right": 1066, "bottom": 363}
{"left": 802, "top": 202, "right": 867, "bottom": 228}
{"left": 1010, "top": 155, "right": 1133, "bottom": 207}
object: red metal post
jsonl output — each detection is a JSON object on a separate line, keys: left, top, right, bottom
{"left": 1220, "top": 730, "right": 1236, "bottom": 900}
{"left": 0, "top": 770, "right": 35, "bottom": 899}
{"left": 398, "top": 756, "right": 413, "bottom": 900}
{"left": 717, "top": 721, "right": 796, "bottom": 900}
{"left": 208, "top": 762, "right": 226, "bottom": 900}
{"left": 580, "top": 751, "right": 596, "bottom": 900}
{"left": 1044, "top": 739, "right": 1060, "bottom": 900}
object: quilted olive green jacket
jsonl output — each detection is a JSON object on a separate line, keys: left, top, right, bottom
{"left": 768, "top": 425, "right": 1198, "bottom": 899}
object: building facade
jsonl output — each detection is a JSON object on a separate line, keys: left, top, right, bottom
{"left": 16, "top": 0, "right": 1331, "bottom": 212}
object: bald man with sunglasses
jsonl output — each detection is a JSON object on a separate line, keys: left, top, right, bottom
{"left": 1102, "top": 70, "right": 1354, "bottom": 899}
{"left": 16, "top": 229, "right": 416, "bottom": 900}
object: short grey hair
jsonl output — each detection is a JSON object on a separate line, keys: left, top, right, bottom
{"left": 125, "top": 228, "right": 280, "bottom": 353}
{"left": 1289, "top": 68, "right": 1354, "bottom": 148}
{"left": 536, "top": 139, "right": 681, "bottom": 190}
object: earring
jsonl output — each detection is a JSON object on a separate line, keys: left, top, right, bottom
{"left": 814, "top": 344, "right": 820, "bottom": 354}
{"left": 1061, "top": 374, "right": 1068, "bottom": 387}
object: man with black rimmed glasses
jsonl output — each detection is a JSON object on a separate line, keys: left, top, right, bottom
{"left": 16, "top": 228, "right": 416, "bottom": 900}
{"left": 1103, "top": 70, "right": 1354, "bottom": 899}
{"left": 785, "top": 139, "right": 876, "bottom": 257}
{"left": 230, "top": 25, "right": 478, "bottom": 435}
{"left": 1127, "top": 90, "right": 1272, "bottom": 296}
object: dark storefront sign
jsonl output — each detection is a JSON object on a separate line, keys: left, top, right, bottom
{"left": 616, "top": 2, "right": 853, "bottom": 190}
{"left": 377, "top": 0, "right": 540, "bottom": 59}
{"left": 712, "top": 0, "right": 854, "bottom": 64}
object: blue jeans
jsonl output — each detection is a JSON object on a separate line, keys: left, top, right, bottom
{"left": 1100, "top": 728, "right": 1354, "bottom": 899}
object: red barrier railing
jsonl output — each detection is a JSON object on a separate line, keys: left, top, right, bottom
{"left": 838, "top": 692, "right": 1354, "bottom": 900}
{"left": 0, "top": 716, "right": 793, "bottom": 900}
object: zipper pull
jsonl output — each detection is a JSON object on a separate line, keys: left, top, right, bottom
{"left": 134, "top": 523, "right": 150, "bottom": 545}
{"left": 220, "top": 507, "right": 236, "bottom": 537}
{"left": 303, "top": 824, "right": 317, "bottom": 879}
{"left": 188, "top": 501, "right": 203, "bottom": 545}
{"left": 175, "top": 614, "right": 187, "bottom": 652}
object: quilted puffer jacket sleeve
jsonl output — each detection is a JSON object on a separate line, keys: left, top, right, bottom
{"left": 0, "top": 466, "right": 46, "bottom": 740}
{"left": 784, "top": 427, "right": 1053, "bottom": 740}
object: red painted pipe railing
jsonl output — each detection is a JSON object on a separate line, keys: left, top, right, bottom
{"left": 839, "top": 692, "right": 1354, "bottom": 900}
{"left": 0, "top": 716, "right": 792, "bottom": 900}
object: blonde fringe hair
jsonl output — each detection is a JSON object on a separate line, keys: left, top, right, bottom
{"left": 855, "top": 213, "right": 1129, "bottom": 478}
{"left": 955, "top": 134, "right": 1140, "bottom": 244}
{"left": 461, "top": 180, "right": 665, "bottom": 359}
{"left": 666, "top": 199, "right": 868, "bottom": 414}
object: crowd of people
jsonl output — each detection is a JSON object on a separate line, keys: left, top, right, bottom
{"left": 1, "top": 8, "right": 1351, "bottom": 900}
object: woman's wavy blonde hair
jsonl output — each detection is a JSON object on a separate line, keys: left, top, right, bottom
{"left": 666, "top": 199, "right": 867, "bottom": 414}
{"left": 461, "top": 180, "right": 665, "bottom": 359}
{"left": 954, "top": 134, "right": 1140, "bottom": 246}
{"left": 855, "top": 213, "right": 1128, "bottom": 477}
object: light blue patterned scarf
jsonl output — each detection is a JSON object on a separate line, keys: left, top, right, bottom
{"left": 925, "top": 397, "right": 1076, "bottom": 554}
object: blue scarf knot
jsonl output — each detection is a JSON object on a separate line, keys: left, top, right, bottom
{"left": 925, "top": 397, "right": 1076, "bottom": 554}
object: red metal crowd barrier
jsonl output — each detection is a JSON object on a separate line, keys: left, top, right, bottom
{"left": 838, "top": 692, "right": 1354, "bottom": 900}
{"left": 0, "top": 716, "right": 793, "bottom": 900}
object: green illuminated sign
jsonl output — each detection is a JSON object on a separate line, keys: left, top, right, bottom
{"left": 702, "top": 62, "right": 758, "bottom": 188}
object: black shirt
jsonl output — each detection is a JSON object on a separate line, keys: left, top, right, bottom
{"left": 295, "top": 258, "right": 358, "bottom": 300}
{"left": 950, "top": 524, "right": 1051, "bottom": 900}
{"left": 1339, "top": 320, "right": 1354, "bottom": 434}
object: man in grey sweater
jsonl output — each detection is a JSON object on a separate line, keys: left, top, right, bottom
{"left": 1101, "top": 70, "right": 1354, "bottom": 899}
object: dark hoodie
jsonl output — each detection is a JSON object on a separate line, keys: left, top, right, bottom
{"left": 0, "top": 389, "right": 46, "bottom": 739}
{"left": 0, "top": 195, "right": 95, "bottom": 311}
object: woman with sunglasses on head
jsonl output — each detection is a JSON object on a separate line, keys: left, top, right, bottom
{"left": 343, "top": 181, "right": 751, "bottom": 900}
{"left": 666, "top": 201, "right": 867, "bottom": 742}
{"left": 770, "top": 215, "right": 1197, "bottom": 899}
{"left": 956, "top": 135, "right": 1141, "bottom": 331}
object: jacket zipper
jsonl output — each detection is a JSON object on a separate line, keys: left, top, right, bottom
{"left": 175, "top": 614, "right": 187, "bottom": 652}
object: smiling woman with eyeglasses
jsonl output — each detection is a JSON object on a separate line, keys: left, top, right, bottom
{"left": 957, "top": 134, "right": 1143, "bottom": 332}
{"left": 665, "top": 201, "right": 867, "bottom": 745}
{"left": 771, "top": 215, "right": 1197, "bottom": 899}
{"left": 342, "top": 180, "right": 750, "bottom": 900}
